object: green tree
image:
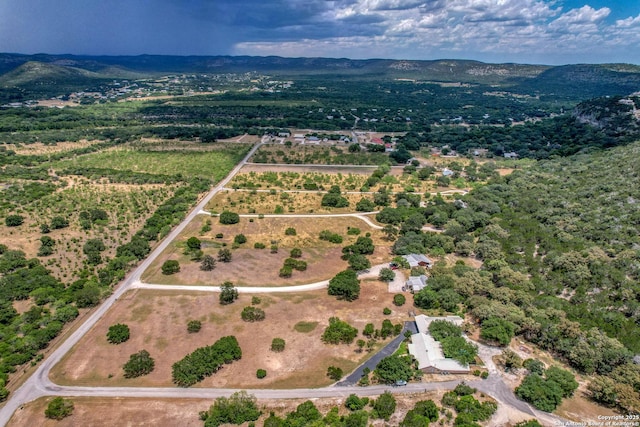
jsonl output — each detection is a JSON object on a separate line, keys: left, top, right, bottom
{"left": 327, "top": 366, "right": 344, "bottom": 381}
{"left": 161, "top": 259, "right": 180, "bottom": 275}
{"left": 328, "top": 270, "right": 361, "bottom": 301}
{"left": 186, "top": 236, "right": 201, "bottom": 250}
{"left": 219, "top": 281, "right": 238, "bottom": 305}
{"left": 107, "top": 323, "right": 130, "bottom": 344}
{"left": 356, "top": 198, "right": 375, "bottom": 212}
{"left": 374, "top": 391, "right": 397, "bottom": 421}
{"left": 219, "top": 211, "right": 240, "bottom": 224}
{"left": 347, "top": 254, "right": 371, "bottom": 271}
{"left": 545, "top": 366, "right": 578, "bottom": 398}
{"left": 440, "top": 336, "right": 478, "bottom": 365}
{"left": 123, "top": 349, "right": 155, "bottom": 378}
{"left": 5, "top": 214, "right": 24, "bottom": 227}
{"left": 45, "top": 397, "right": 74, "bottom": 420}
{"left": 200, "top": 254, "right": 216, "bottom": 271}
{"left": 217, "top": 248, "right": 232, "bottom": 262}
{"left": 345, "top": 394, "right": 368, "bottom": 411}
{"left": 480, "top": 316, "right": 515, "bottom": 346}
{"left": 50, "top": 216, "right": 69, "bottom": 229}
{"left": 375, "top": 355, "right": 413, "bottom": 384}
{"left": 203, "top": 391, "right": 261, "bottom": 427}
{"left": 516, "top": 373, "right": 564, "bottom": 412}
{"left": 393, "top": 293, "right": 406, "bottom": 306}
{"left": 379, "top": 267, "right": 396, "bottom": 282}
{"left": 322, "top": 317, "right": 358, "bottom": 344}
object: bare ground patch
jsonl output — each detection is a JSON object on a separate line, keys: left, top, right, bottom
{"left": 50, "top": 284, "right": 408, "bottom": 389}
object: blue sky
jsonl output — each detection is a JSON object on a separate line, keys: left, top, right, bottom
{"left": 0, "top": 0, "right": 639, "bottom": 65}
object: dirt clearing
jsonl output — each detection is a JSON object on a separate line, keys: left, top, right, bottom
{"left": 50, "top": 285, "right": 409, "bottom": 389}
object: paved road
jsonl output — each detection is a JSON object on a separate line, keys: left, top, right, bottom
{"left": 0, "top": 137, "right": 567, "bottom": 427}
{"left": 337, "top": 321, "right": 418, "bottom": 386}
{"left": 0, "top": 139, "right": 266, "bottom": 426}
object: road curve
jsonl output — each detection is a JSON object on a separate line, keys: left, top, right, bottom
{"left": 0, "top": 140, "right": 266, "bottom": 426}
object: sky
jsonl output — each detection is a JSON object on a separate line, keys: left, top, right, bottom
{"left": 0, "top": 0, "right": 639, "bottom": 65}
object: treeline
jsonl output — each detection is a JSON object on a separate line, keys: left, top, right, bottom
{"left": 172, "top": 336, "right": 241, "bottom": 387}
{"left": 0, "top": 247, "right": 82, "bottom": 400}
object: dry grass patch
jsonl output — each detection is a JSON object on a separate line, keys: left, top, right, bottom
{"left": 50, "top": 285, "right": 408, "bottom": 389}
{"left": 10, "top": 391, "right": 483, "bottom": 427}
{"left": 7, "top": 140, "right": 99, "bottom": 155}
{"left": 208, "top": 189, "right": 370, "bottom": 215}
{"left": 142, "top": 215, "right": 391, "bottom": 286}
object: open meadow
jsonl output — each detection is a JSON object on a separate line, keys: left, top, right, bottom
{"left": 142, "top": 215, "right": 391, "bottom": 286}
{"left": 50, "top": 286, "right": 408, "bottom": 389}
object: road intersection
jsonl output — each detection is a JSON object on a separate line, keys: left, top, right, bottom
{"left": 0, "top": 138, "right": 563, "bottom": 426}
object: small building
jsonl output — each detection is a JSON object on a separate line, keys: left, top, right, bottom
{"left": 442, "top": 168, "right": 454, "bottom": 177}
{"left": 402, "top": 254, "right": 433, "bottom": 269}
{"left": 408, "top": 315, "right": 470, "bottom": 374}
{"left": 405, "top": 275, "right": 427, "bottom": 292}
{"left": 371, "top": 137, "right": 384, "bottom": 145}
{"left": 277, "top": 132, "right": 290, "bottom": 138}
{"left": 503, "top": 151, "right": 518, "bottom": 159}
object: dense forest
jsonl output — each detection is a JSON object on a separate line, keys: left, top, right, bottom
{"left": 368, "top": 140, "right": 640, "bottom": 413}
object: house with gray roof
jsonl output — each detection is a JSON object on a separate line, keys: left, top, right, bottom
{"left": 408, "top": 315, "right": 470, "bottom": 374}
{"left": 405, "top": 275, "right": 428, "bottom": 293}
{"left": 402, "top": 254, "right": 433, "bottom": 268}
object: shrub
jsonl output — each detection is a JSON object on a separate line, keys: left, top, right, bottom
{"left": 271, "top": 338, "right": 285, "bottom": 352}
{"left": 383, "top": 307, "right": 392, "bottom": 315}
{"left": 5, "top": 214, "right": 24, "bottom": 227}
{"left": 219, "top": 282, "right": 238, "bottom": 305}
{"left": 251, "top": 296, "right": 261, "bottom": 305}
{"left": 217, "top": 248, "right": 232, "bottom": 262}
{"left": 322, "top": 317, "right": 358, "bottom": 344}
{"left": 241, "top": 306, "right": 266, "bottom": 322}
{"left": 234, "top": 234, "right": 247, "bottom": 244}
{"left": 393, "top": 294, "right": 406, "bottom": 306}
{"left": 45, "top": 397, "right": 74, "bottom": 420}
{"left": 345, "top": 394, "right": 368, "bottom": 411}
{"left": 256, "top": 369, "right": 267, "bottom": 379}
{"left": 285, "top": 227, "right": 297, "bottom": 236}
{"left": 327, "top": 366, "right": 344, "bottom": 381}
{"left": 107, "top": 323, "right": 130, "bottom": 344}
{"left": 254, "top": 242, "right": 266, "bottom": 249}
{"left": 123, "top": 349, "right": 155, "bottom": 378}
{"left": 279, "top": 265, "right": 293, "bottom": 278}
{"left": 347, "top": 227, "right": 361, "bottom": 235}
{"left": 50, "top": 216, "right": 69, "bottom": 229}
{"left": 187, "top": 320, "right": 202, "bottom": 333}
{"left": 200, "top": 255, "right": 216, "bottom": 271}
{"left": 215, "top": 233, "right": 224, "bottom": 238}
{"left": 219, "top": 211, "right": 240, "bottom": 224}
{"left": 319, "top": 230, "right": 343, "bottom": 244}
{"left": 161, "top": 260, "right": 180, "bottom": 275}
{"left": 290, "top": 248, "right": 302, "bottom": 258}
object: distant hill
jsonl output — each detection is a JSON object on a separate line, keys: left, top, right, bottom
{"left": 0, "top": 53, "right": 638, "bottom": 102}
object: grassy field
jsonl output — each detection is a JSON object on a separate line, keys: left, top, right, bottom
{"left": 51, "top": 142, "right": 252, "bottom": 181}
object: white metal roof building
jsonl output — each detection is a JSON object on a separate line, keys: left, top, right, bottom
{"left": 408, "top": 315, "right": 470, "bottom": 374}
